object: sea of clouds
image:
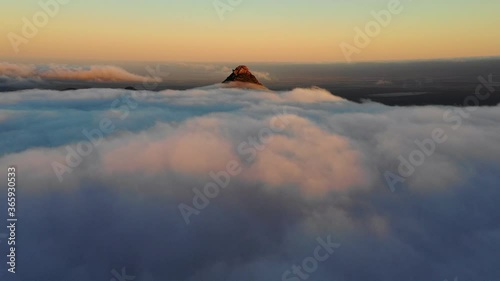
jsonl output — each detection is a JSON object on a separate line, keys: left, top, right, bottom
{"left": 0, "top": 86, "right": 499, "bottom": 281}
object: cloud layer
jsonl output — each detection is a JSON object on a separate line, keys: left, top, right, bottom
{"left": 1, "top": 86, "right": 499, "bottom": 281}
{"left": 0, "top": 62, "right": 156, "bottom": 86}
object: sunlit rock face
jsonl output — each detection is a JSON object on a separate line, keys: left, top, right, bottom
{"left": 222, "top": 65, "right": 268, "bottom": 89}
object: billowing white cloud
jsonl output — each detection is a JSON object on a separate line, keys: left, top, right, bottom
{"left": 1, "top": 86, "right": 499, "bottom": 281}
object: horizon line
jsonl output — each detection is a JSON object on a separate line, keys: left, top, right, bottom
{"left": 1, "top": 55, "right": 500, "bottom": 66}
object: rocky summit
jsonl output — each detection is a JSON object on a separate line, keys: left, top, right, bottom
{"left": 222, "top": 65, "right": 264, "bottom": 86}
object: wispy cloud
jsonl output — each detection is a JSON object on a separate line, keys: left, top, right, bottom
{"left": 0, "top": 62, "right": 156, "bottom": 82}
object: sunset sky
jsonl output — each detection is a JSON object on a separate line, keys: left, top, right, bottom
{"left": 1, "top": 0, "right": 499, "bottom": 62}
{"left": 3, "top": 1, "right": 500, "bottom": 280}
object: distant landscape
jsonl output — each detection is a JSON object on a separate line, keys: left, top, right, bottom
{"left": 2, "top": 58, "right": 499, "bottom": 106}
